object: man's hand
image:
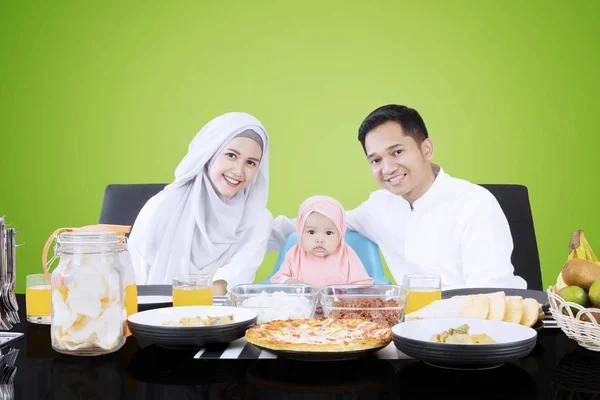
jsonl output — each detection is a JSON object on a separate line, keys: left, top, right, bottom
{"left": 212, "top": 279, "right": 228, "bottom": 295}
{"left": 285, "top": 278, "right": 303, "bottom": 284}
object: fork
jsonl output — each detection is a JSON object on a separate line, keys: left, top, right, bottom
{"left": 0, "top": 218, "right": 12, "bottom": 331}
{"left": 4, "top": 230, "right": 19, "bottom": 325}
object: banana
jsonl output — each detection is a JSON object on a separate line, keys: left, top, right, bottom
{"left": 555, "top": 272, "right": 567, "bottom": 292}
{"left": 568, "top": 230, "right": 598, "bottom": 262}
{"left": 557, "top": 230, "right": 600, "bottom": 291}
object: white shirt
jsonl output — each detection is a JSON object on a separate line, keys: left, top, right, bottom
{"left": 269, "top": 166, "right": 527, "bottom": 290}
{"left": 128, "top": 207, "right": 272, "bottom": 288}
{"left": 128, "top": 112, "right": 272, "bottom": 287}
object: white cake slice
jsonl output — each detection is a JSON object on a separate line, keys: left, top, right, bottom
{"left": 405, "top": 295, "right": 473, "bottom": 320}
{"left": 405, "top": 291, "right": 507, "bottom": 321}
{"left": 487, "top": 291, "right": 507, "bottom": 321}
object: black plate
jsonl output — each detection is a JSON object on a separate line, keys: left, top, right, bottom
{"left": 251, "top": 343, "right": 388, "bottom": 362}
{"left": 532, "top": 320, "right": 543, "bottom": 332}
{"left": 128, "top": 306, "right": 257, "bottom": 350}
{"left": 442, "top": 287, "right": 549, "bottom": 312}
{"left": 392, "top": 335, "right": 537, "bottom": 370}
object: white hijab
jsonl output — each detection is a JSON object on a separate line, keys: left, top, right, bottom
{"left": 129, "top": 112, "right": 269, "bottom": 284}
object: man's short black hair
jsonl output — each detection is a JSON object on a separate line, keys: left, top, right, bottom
{"left": 358, "top": 105, "right": 429, "bottom": 153}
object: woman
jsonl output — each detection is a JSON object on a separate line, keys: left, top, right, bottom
{"left": 128, "top": 112, "right": 272, "bottom": 295}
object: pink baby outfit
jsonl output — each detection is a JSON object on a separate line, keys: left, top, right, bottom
{"left": 270, "top": 195, "right": 374, "bottom": 287}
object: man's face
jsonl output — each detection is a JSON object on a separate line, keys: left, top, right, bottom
{"left": 364, "top": 121, "right": 434, "bottom": 198}
{"left": 208, "top": 137, "right": 262, "bottom": 197}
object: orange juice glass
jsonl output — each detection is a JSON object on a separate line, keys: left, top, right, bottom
{"left": 26, "top": 274, "right": 51, "bottom": 324}
{"left": 403, "top": 274, "right": 441, "bottom": 315}
{"left": 173, "top": 274, "right": 213, "bottom": 306}
{"left": 124, "top": 284, "right": 138, "bottom": 336}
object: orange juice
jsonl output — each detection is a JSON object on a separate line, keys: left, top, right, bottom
{"left": 124, "top": 284, "right": 138, "bottom": 336}
{"left": 26, "top": 284, "right": 51, "bottom": 322}
{"left": 173, "top": 286, "right": 213, "bottom": 306}
{"left": 405, "top": 288, "right": 442, "bottom": 314}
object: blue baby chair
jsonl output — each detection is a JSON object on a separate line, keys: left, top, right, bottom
{"left": 265, "top": 230, "right": 392, "bottom": 285}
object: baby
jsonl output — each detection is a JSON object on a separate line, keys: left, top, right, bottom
{"left": 270, "top": 195, "right": 374, "bottom": 287}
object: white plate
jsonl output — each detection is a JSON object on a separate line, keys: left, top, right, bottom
{"left": 138, "top": 295, "right": 172, "bottom": 305}
{"left": 392, "top": 318, "right": 537, "bottom": 344}
{"left": 128, "top": 305, "right": 257, "bottom": 327}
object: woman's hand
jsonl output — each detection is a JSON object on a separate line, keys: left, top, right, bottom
{"left": 212, "top": 279, "right": 228, "bottom": 295}
{"left": 284, "top": 278, "right": 303, "bottom": 284}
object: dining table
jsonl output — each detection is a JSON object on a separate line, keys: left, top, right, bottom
{"left": 5, "top": 294, "right": 600, "bottom": 399}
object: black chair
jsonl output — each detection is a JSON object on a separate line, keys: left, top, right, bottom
{"left": 478, "top": 184, "right": 542, "bottom": 290}
{"left": 98, "top": 184, "right": 167, "bottom": 227}
{"left": 98, "top": 183, "right": 543, "bottom": 289}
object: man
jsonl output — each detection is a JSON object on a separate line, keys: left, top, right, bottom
{"left": 270, "top": 104, "right": 526, "bottom": 289}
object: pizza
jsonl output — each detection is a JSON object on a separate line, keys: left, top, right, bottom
{"left": 245, "top": 318, "right": 392, "bottom": 352}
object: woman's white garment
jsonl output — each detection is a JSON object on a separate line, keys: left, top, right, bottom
{"left": 128, "top": 112, "right": 272, "bottom": 286}
{"left": 269, "top": 165, "right": 527, "bottom": 290}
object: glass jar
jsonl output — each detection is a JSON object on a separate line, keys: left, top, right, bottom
{"left": 49, "top": 231, "right": 126, "bottom": 356}
{"left": 118, "top": 247, "right": 137, "bottom": 336}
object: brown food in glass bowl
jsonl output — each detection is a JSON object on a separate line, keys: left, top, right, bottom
{"left": 329, "top": 298, "right": 401, "bottom": 327}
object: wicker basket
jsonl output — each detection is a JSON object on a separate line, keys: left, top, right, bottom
{"left": 547, "top": 286, "right": 600, "bottom": 352}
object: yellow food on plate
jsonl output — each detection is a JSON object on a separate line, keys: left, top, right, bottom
{"left": 471, "top": 334, "right": 497, "bottom": 344}
{"left": 162, "top": 315, "right": 234, "bottom": 327}
{"left": 461, "top": 295, "right": 490, "bottom": 319}
{"left": 503, "top": 296, "right": 524, "bottom": 324}
{"left": 430, "top": 324, "right": 497, "bottom": 344}
{"left": 406, "top": 291, "right": 542, "bottom": 328}
{"left": 520, "top": 298, "right": 540, "bottom": 327}
{"left": 487, "top": 292, "right": 506, "bottom": 321}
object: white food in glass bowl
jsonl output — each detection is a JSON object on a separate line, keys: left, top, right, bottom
{"left": 239, "top": 291, "right": 314, "bottom": 323}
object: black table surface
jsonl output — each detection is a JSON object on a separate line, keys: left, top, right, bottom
{"left": 6, "top": 294, "right": 600, "bottom": 399}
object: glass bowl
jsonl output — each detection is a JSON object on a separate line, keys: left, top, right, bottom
{"left": 229, "top": 284, "right": 320, "bottom": 323}
{"left": 321, "top": 285, "right": 407, "bottom": 327}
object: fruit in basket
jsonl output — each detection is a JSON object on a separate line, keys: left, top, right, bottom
{"left": 555, "top": 272, "right": 568, "bottom": 293}
{"left": 589, "top": 280, "right": 600, "bottom": 307}
{"left": 562, "top": 259, "right": 600, "bottom": 291}
{"left": 560, "top": 286, "right": 589, "bottom": 308}
{"left": 580, "top": 308, "right": 600, "bottom": 324}
{"left": 556, "top": 230, "right": 600, "bottom": 292}
{"left": 568, "top": 230, "right": 598, "bottom": 262}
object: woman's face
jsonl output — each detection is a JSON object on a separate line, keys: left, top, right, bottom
{"left": 209, "top": 136, "right": 263, "bottom": 197}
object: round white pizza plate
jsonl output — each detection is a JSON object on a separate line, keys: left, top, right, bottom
{"left": 252, "top": 343, "right": 389, "bottom": 362}
{"left": 392, "top": 318, "right": 537, "bottom": 369}
{"left": 128, "top": 306, "right": 257, "bottom": 350}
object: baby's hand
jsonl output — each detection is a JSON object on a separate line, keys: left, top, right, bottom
{"left": 285, "top": 278, "right": 303, "bottom": 284}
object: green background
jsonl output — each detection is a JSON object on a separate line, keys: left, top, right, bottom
{"left": 1, "top": 1, "right": 599, "bottom": 294}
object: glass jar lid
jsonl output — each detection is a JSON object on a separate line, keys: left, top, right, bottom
{"left": 56, "top": 231, "right": 124, "bottom": 255}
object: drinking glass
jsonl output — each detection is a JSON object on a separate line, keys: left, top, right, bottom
{"left": 172, "top": 274, "right": 213, "bottom": 306}
{"left": 26, "top": 274, "right": 51, "bottom": 324}
{"left": 403, "top": 274, "right": 441, "bottom": 315}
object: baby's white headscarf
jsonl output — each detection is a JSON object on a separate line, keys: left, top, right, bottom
{"left": 129, "top": 112, "right": 269, "bottom": 284}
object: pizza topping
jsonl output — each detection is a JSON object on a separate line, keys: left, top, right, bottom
{"left": 246, "top": 318, "right": 392, "bottom": 350}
